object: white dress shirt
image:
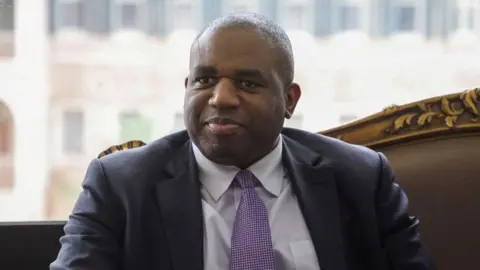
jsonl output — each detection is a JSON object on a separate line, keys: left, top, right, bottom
{"left": 192, "top": 137, "right": 320, "bottom": 270}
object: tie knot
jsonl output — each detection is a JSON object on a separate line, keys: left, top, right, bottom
{"left": 234, "top": 170, "right": 257, "bottom": 189}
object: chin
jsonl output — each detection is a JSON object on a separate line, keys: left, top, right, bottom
{"left": 199, "top": 139, "right": 241, "bottom": 162}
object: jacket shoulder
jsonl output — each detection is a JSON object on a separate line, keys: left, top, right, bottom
{"left": 282, "top": 128, "right": 381, "bottom": 173}
{"left": 96, "top": 130, "right": 190, "bottom": 170}
{"left": 282, "top": 128, "right": 385, "bottom": 197}
{"left": 282, "top": 128, "right": 378, "bottom": 159}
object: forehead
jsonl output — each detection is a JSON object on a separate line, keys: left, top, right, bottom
{"left": 190, "top": 28, "right": 277, "bottom": 71}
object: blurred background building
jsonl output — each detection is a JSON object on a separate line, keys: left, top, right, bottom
{"left": 0, "top": 0, "right": 479, "bottom": 221}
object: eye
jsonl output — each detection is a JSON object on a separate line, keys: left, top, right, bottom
{"left": 198, "top": 77, "right": 214, "bottom": 84}
{"left": 193, "top": 77, "right": 217, "bottom": 89}
{"left": 238, "top": 80, "right": 259, "bottom": 90}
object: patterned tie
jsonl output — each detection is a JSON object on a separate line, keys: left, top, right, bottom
{"left": 229, "top": 170, "right": 276, "bottom": 270}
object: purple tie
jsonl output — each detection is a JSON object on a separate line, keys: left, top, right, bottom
{"left": 229, "top": 170, "right": 276, "bottom": 270}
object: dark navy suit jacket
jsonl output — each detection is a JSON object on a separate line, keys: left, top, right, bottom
{"left": 51, "top": 128, "right": 435, "bottom": 270}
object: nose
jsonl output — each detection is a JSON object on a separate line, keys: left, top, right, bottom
{"left": 208, "top": 78, "right": 240, "bottom": 109}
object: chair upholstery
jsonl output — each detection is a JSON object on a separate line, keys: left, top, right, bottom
{"left": 321, "top": 88, "right": 480, "bottom": 270}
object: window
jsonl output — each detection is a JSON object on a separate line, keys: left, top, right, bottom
{"left": 0, "top": 0, "right": 14, "bottom": 30}
{"left": 62, "top": 111, "right": 84, "bottom": 154}
{"left": 391, "top": 0, "right": 425, "bottom": 33}
{"left": 395, "top": 6, "right": 416, "bottom": 31}
{"left": 121, "top": 4, "right": 137, "bottom": 28}
{"left": 113, "top": 0, "right": 147, "bottom": 30}
{"left": 339, "top": 4, "right": 361, "bottom": 30}
{"left": 332, "top": 0, "right": 368, "bottom": 33}
{"left": 57, "top": 0, "right": 85, "bottom": 29}
{"left": 119, "top": 111, "right": 152, "bottom": 142}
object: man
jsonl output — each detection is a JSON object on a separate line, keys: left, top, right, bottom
{"left": 51, "top": 13, "right": 435, "bottom": 270}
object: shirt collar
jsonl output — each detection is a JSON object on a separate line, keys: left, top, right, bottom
{"left": 192, "top": 137, "right": 284, "bottom": 201}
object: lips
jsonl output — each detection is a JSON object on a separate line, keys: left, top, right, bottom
{"left": 206, "top": 117, "right": 240, "bottom": 125}
{"left": 205, "top": 117, "right": 242, "bottom": 135}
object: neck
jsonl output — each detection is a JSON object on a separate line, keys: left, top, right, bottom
{"left": 230, "top": 136, "right": 280, "bottom": 169}
{"left": 192, "top": 136, "right": 281, "bottom": 169}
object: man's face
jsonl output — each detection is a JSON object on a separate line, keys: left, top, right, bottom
{"left": 184, "top": 27, "right": 300, "bottom": 167}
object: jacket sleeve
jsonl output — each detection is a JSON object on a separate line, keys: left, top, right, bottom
{"left": 375, "top": 152, "right": 436, "bottom": 270}
{"left": 50, "top": 158, "right": 124, "bottom": 270}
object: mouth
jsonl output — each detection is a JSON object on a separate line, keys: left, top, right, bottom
{"left": 205, "top": 117, "right": 242, "bottom": 135}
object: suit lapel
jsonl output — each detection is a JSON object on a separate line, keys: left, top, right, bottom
{"left": 155, "top": 142, "right": 203, "bottom": 270}
{"left": 282, "top": 136, "right": 347, "bottom": 270}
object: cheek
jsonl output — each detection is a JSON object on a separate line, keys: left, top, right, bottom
{"left": 244, "top": 95, "right": 283, "bottom": 123}
{"left": 265, "top": 96, "right": 287, "bottom": 129}
{"left": 184, "top": 91, "right": 209, "bottom": 124}
{"left": 265, "top": 95, "right": 284, "bottom": 117}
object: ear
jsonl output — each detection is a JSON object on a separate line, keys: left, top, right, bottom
{"left": 284, "top": 83, "right": 301, "bottom": 119}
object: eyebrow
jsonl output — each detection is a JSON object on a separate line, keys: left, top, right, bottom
{"left": 191, "top": 66, "right": 267, "bottom": 82}
{"left": 191, "top": 65, "right": 217, "bottom": 76}
{"left": 234, "top": 69, "right": 267, "bottom": 82}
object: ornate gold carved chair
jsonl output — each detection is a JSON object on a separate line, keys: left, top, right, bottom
{"left": 321, "top": 88, "right": 480, "bottom": 270}
{"left": 97, "top": 140, "right": 146, "bottom": 158}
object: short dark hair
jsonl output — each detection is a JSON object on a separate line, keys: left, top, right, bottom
{"left": 191, "top": 13, "right": 295, "bottom": 85}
